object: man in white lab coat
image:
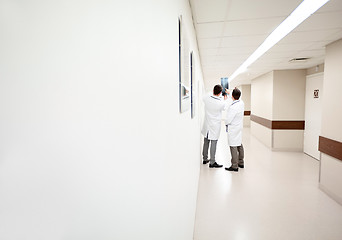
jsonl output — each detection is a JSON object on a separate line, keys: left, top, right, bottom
{"left": 225, "top": 88, "right": 245, "bottom": 172}
{"left": 201, "top": 85, "right": 229, "bottom": 168}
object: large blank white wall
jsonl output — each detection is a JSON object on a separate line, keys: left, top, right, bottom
{"left": 320, "top": 39, "right": 342, "bottom": 204}
{"left": 0, "top": 1, "right": 203, "bottom": 239}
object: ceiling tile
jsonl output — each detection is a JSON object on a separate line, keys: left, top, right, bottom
{"left": 323, "top": 29, "right": 342, "bottom": 43}
{"left": 226, "top": 0, "right": 302, "bottom": 21}
{"left": 296, "top": 11, "right": 342, "bottom": 32}
{"left": 294, "top": 49, "right": 326, "bottom": 58}
{"left": 273, "top": 42, "right": 314, "bottom": 51}
{"left": 220, "top": 34, "right": 267, "bottom": 48}
{"left": 317, "top": 0, "right": 342, "bottom": 13}
{"left": 217, "top": 46, "right": 256, "bottom": 55}
{"left": 201, "top": 58, "right": 218, "bottom": 66}
{"left": 280, "top": 29, "right": 339, "bottom": 44}
{"left": 308, "top": 41, "right": 329, "bottom": 49}
{"left": 262, "top": 50, "right": 294, "bottom": 59}
{"left": 223, "top": 17, "right": 284, "bottom": 36}
{"left": 215, "top": 55, "right": 249, "bottom": 65}
{"left": 200, "top": 48, "right": 219, "bottom": 56}
{"left": 191, "top": 0, "right": 230, "bottom": 23}
{"left": 196, "top": 22, "right": 225, "bottom": 39}
{"left": 198, "top": 38, "right": 221, "bottom": 49}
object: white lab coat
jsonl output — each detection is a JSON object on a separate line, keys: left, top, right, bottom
{"left": 201, "top": 94, "right": 229, "bottom": 140}
{"left": 225, "top": 99, "right": 244, "bottom": 146}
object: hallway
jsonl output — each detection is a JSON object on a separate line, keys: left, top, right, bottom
{"left": 194, "top": 127, "right": 342, "bottom": 240}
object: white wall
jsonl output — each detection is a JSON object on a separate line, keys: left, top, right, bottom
{"left": 272, "top": 70, "right": 306, "bottom": 151}
{"left": 0, "top": 1, "right": 203, "bottom": 239}
{"left": 319, "top": 39, "right": 342, "bottom": 204}
{"left": 240, "top": 84, "right": 251, "bottom": 127}
{"left": 306, "top": 63, "right": 324, "bottom": 75}
{"left": 251, "top": 72, "right": 273, "bottom": 145}
{"left": 320, "top": 40, "right": 342, "bottom": 141}
{"left": 251, "top": 70, "right": 306, "bottom": 151}
{"left": 273, "top": 130, "right": 304, "bottom": 151}
{"left": 273, "top": 70, "right": 306, "bottom": 121}
{"left": 251, "top": 72, "right": 274, "bottom": 120}
{"left": 251, "top": 122, "right": 273, "bottom": 148}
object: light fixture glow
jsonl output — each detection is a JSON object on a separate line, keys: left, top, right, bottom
{"left": 229, "top": 0, "right": 330, "bottom": 82}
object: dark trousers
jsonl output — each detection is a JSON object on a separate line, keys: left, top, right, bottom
{"left": 202, "top": 137, "right": 218, "bottom": 164}
{"left": 229, "top": 144, "right": 244, "bottom": 168}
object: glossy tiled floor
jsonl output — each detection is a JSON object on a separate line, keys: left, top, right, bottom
{"left": 194, "top": 127, "right": 342, "bottom": 240}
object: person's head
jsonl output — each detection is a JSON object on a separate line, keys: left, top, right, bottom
{"left": 213, "top": 85, "right": 223, "bottom": 96}
{"left": 232, "top": 88, "right": 241, "bottom": 100}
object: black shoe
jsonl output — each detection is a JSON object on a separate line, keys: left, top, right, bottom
{"left": 225, "top": 166, "right": 238, "bottom": 172}
{"left": 209, "top": 162, "right": 223, "bottom": 168}
{"left": 238, "top": 164, "right": 244, "bottom": 168}
{"left": 203, "top": 160, "right": 209, "bottom": 164}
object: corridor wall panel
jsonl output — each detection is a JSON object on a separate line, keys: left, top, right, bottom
{"left": 273, "top": 130, "right": 304, "bottom": 151}
{"left": 250, "top": 70, "right": 306, "bottom": 151}
{"left": 251, "top": 122, "right": 272, "bottom": 148}
{"left": 319, "top": 38, "right": 342, "bottom": 205}
{"left": 251, "top": 72, "right": 274, "bottom": 120}
{"left": 240, "top": 84, "right": 251, "bottom": 127}
{"left": 273, "top": 70, "right": 306, "bottom": 121}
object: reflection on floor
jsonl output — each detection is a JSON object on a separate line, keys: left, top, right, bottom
{"left": 194, "top": 127, "right": 342, "bottom": 240}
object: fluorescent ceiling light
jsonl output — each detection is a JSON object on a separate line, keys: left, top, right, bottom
{"left": 229, "top": 0, "right": 330, "bottom": 82}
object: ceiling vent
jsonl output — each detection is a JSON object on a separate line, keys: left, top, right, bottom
{"left": 289, "top": 57, "right": 310, "bottom": 63}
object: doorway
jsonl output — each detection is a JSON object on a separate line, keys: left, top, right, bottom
{"left": 304, "top": 73, "right": 323, "bottom": 160}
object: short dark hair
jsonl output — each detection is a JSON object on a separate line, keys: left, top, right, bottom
{"left": 213, "top": 85, "right": 223, "bottom": 95}
{"left": 232, "top": 88, "right": 241, "bottom": 100}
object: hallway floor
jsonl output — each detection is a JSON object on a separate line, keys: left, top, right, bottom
{"left": 194, "top": 127, "right": 342, "bottom": 240}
